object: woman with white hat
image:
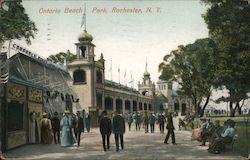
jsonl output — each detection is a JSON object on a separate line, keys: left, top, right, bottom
{"left": 60, "top": 110, "right": 75, "bottom": 147}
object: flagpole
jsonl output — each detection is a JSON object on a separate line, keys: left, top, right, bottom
{"left": 124, "top": 70, "right": 127, "bottom": 86}
{"left": 81, "top": 3, "right": 86, "bottom": 31}
{"left": 118, "top": 65, "right": 120, "bottom": 84}
{"left": 84, "top": 4, "right": 86, "bottom": 31}
{"left": 111, "top": 60, "right": 113, "bottom": 81}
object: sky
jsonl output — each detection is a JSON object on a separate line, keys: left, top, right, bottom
{"left": 13, "top": 0, "right": 250, "bottom": 110}
{"left": 18, "top": 0, "right": 209, "bottom": 87}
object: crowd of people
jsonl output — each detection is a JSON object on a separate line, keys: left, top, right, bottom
{"left": 127, "top": 111, "right": 173, "bottom": 135}
{"left": 191, "top": 117, "right": 237, "bottom": 154}
{"left": 99, "top": 110, "right": 176, "bottom": 152}
{"left": 1, "top": 109, "right": 245, "bottom": 158}
{"left": 38, "top": 110, "right": 91, "bottom": 147}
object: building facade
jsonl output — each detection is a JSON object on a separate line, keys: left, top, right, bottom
{"left": 0, "top": 43, "right": 76, "bottom": 151}
{"left": 67, "top": 29, "right": 155, "bottom": 125}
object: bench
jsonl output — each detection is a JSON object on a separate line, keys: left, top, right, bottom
{"left": 225, "top": 134, "right": 238, "bottom": 151}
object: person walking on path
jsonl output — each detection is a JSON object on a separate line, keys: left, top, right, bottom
{"left": 149, "top": 113, "right": 156, "bottom": 133}
{"left": 135, "top": 112, "right": 142, "bottom": 131}
{"left": 164, "top": 112, "right": 176, "bottom": 144}
{"left": 127, "top": 112, "right": 133, "bottom": 131}
{"left": 60, "top": 110, "right": 75, "bottom": 147}
{"left": 75, "top": 111, "right": 84, "bottom": 147}
{"left": 51, "top": 112, "right": 60, "bottom": 144}
{"left": 143, "top": 112, "right": 149, "bottom": 133}
{"left": 40, "top": 112, "right": 53, "bottom": 144}
{"left": 85, "top": 113, "right": 91, "bottom": 132}
{"left": 99, "top": 110, "right": 112, "bottom": 152}
{"left": 158, "top": 112, "right": 166, "bottom": 134}
{"left": 112, "top": 110, "right": 126, "bottom": 152}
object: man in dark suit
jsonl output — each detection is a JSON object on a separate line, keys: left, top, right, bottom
{"left": 51, "top": 112, "right": 60, "bottom": 144}
{"left": 158, "top": 112, "right": 166, "bottom": 133}
{"left": 112, "top": 110, "right": 125, "bottom": 152}
{"left": 99, "top": 110, "right": 112, "bottom": 151}
{"left": 164, "top": 112, "right": 176, "bottom": 144}
{"left": 75, "top": 111, "right": 84, "bottom": 147}
{"left": 200, "top": 118, "right": 214, "bottom": 146}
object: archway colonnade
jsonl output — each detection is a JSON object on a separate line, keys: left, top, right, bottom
{"left": 171, "top": 97, "right": 192, "bottom": 116}
{"left": 103, "top": 96, "right": 153, "bottom": 114}
{"left": 96, "top": 86, "right": 154, "bottom": 114}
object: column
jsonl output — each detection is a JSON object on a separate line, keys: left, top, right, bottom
{"left": 112, "top": 97, "right": 116, "bottom": 112}
{"left": 130, "top": 99, "right": 133, "bottom": 112}
{"left": 122, "top": 98, "right": 125, "bottom": 115}
{"left": 137, "top": 101, "right": 139, "bottom": 111}
{"left": 102, "top": 92, "right": 105, "bottom": 111}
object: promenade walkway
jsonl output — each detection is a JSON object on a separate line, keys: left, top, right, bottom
{"left": 6, "top": 118, "right": 246, "bottom": 160}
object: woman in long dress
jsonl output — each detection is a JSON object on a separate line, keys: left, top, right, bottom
{"left": 40, "top": 113, "right": 53, "bottom": 144}
{"left": 61, "top": 111, "right": 75, "bottom": 147}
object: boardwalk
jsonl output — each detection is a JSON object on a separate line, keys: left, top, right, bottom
{"left": 6, "top": 119, "right": 246, "bottom": 160}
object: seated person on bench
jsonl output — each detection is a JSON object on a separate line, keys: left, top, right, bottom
{"left": 207, "top": 119, "right": 236, "bottom": 154}
{"left": 200, "top": 118, "right": 214, "bottom": 146}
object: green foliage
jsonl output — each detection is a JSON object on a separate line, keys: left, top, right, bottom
{"left": 47, "top": 50, "right": 77, "bottom": 64}
{"left": 201, "top": 0, "right": 250, "bottom": 116}
{"left": 0, "top": 1, "right": 37, "bottom": 44}
{"left": 159, "top": 38, "right": 218, "bottom": 117}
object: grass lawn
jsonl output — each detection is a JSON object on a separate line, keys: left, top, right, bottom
{"left": 192, "top": 116, "right": 250, "bottom": 158}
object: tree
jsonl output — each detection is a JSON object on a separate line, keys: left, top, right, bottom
{"left": 201, "top": 0, "right": 250, "bottom": 116}
{"left": 159, "top": 38, "right": 219, "bottom": 117}
{"left": 47, "top": 50, "right": 77, "bottom": 64}
{"left": 0, "top": 0, "right": 37, "bottom": 45}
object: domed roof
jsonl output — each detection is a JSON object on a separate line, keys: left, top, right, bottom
{"left": 78, "top": 30, "right": 93, "bottom": 42}
{"left": 144, "top": 71, "right": 150, "bottom": 76}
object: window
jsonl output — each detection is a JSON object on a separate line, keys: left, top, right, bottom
{"left": 73, "top": 69, "right": 86, "bottom": 84}
{"left": 96, "top": 70, "right": 103, "bottom": 83}
{"left": 96, "top": 92, "right": 102, "bottom": 109}
{"left": 8, "top": 101, "right": 24, "bottom": 132}
{"left": 79, "top": 46, "right": 86, "bottom": 58}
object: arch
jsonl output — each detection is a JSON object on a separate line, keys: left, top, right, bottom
{"left": 174, "top": 102, "right": 180, "bottom": 112}
{"left": 159, "top": 103, "right": 164, "bottom": 111}
{"left": 116, "top": 98, "right": 122, "bottom": 111}
{"left": 144, "top": 103, "right": 147, "bottom": 111}
{"left": 96, "top": 70, "right": 103, "bottom": 83}
{"left": 96, "top": 92, "right": 103, "bottom": 109}
{"left": 149, "top": 104, "right": 152, "bottom": 111}
{"left": 79, "top": 46, "right": 86, "bottom": 58}
{"left": 181, "top": 103, "right": 187, "bottom": 116}
{"left": 73, "top": 69, "right": 86, "bottom": 84}
{"left": 105, "top": 97, "right": 113, "bottom": 110}
{"left": 133, "top": 100, "right": 137, "bottom": 111}
{"left": 125, "top": 100, "right": 131, "bottom": 111}
{"left": 139, "top": 102, "right": 143, "bottom": 111}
